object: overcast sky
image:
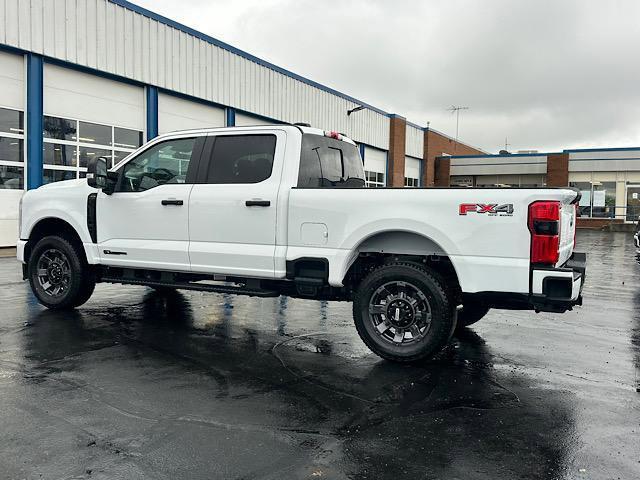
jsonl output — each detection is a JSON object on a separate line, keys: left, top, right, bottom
{"left": 134, "top": 0, "right": 640, "bottom": 153}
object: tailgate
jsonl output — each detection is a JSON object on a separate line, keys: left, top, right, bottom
{"left": 557, "top": 197, "right": 577, "bottom": 266}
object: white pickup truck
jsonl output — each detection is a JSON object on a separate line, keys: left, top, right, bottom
{"left": 17, "top": 125, "right": 586, "bottom": 362}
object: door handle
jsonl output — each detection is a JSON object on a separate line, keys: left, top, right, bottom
{"left": 161, "top": 199, "right": 183, "bottom": 206}
{"left": 245, "top": 200, "right": 271, "bottom": 207}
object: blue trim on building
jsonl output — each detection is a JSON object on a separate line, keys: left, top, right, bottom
{"left": 406, "top": 120, "right": 424, "bottom": 131}
{"left": 226, "top": 108, "right": 236, "bottom": 127}
{"left": 145, "top": 86, "right": 158, "bottom": 141}
{"left": 26, "top": 53, "right": 43, "bottom": 190}
{"left": 564, "top": 147, "right": 640, "bottom": 153}
{"left": 449, "top": 152, "right": 557, "bottom": 159}
{"left": 107, "top": 0, "right": 390, "bottom": 117}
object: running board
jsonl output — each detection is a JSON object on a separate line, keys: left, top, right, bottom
{"left": 100, "top": 276, "right": 279, "bottom": 298}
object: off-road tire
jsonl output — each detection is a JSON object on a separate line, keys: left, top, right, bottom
{"left": 353, "top": 262, "right": 456, "bottom": 363}
{"left": 456, "top": 302, "right": 490, "bottom": 329}
{"left": 28, "top": 235, "right": 96, "bottom": 310}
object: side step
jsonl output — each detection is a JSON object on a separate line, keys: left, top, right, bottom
{"left": 100, "top": 276, "right": 280, "bottom": 298}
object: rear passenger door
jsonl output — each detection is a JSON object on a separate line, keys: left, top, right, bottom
{"left": 188, "top": 130, "right": 285, "bottom": 277}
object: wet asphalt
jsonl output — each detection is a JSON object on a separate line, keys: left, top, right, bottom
{"left": 0, "top": 230, "right": 638, "bottom": 480}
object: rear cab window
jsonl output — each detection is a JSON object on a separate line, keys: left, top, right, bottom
{"left": 297, "top": 134, "right": 365, "bottom": 188}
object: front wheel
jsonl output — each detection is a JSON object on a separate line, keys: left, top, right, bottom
{"left": 28, "top": 235, "right": 95, "bottom": 310}
{"left": 353, "top": 262, "right": 456, "bottom": 363}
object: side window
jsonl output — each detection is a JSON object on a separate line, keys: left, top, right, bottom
{"left": 297, "top": 134, "right": 365, "bottom": 188}
{"left": 206, "top": 135, "right": 276, "bottom": 184}
{"left": 117, "top": 137, "right": 196, "bottom": 192}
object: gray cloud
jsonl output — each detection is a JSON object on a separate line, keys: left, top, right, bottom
{"left": 134, "top": 0, "right": 640, "bottom": 152}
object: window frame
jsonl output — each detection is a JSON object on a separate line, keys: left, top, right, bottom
{"left": 200, "top": 132, "right": 279, "bottom": 185}
{"left": 0, "top": 105, "right": 25, "bottom": 191}
{"left": 112, "top": 134, "right": 205, "bottom": 193}
{"left": 42, "top": 114, "right": 144, "bottom": 184}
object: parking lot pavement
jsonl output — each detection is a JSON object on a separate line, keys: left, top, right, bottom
{"left": 0, "top": 230, "right": 638, "bottom": 480}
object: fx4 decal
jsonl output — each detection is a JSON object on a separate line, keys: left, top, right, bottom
{"left": 459, "top": 203, "right": 514, "bottom": 216}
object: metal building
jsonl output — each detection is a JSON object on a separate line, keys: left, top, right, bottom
{"left": 0, "top": 0, "right": 485, "bottom": 246}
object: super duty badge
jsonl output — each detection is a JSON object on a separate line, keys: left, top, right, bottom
{"left": 459, "top": 203, "right": 514, "bottom": 216}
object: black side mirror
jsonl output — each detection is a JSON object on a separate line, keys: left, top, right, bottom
{"left": 87, "top": 156, "right": 116, "bottom": 194}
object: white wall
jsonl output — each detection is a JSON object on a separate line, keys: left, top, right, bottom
{"left": 235, "top": 112, "right": 277, "bottom": 127}
{"left": 364, "top": 146, "right": 387, "bottom": 174}
{"left": 569, "top": 149, "right": 640, "bottom": 172}
{"left": 450, "top": 155, "right": 547, "bottom": 176}
{"left": 158, "top": 93, "right": 225, "bottom": 134}
{"left": 405, "top": 125, "right": 424, "bottom": 159}
{"left": 44, "top": 63, "right": 144, "bottom": 130}
{"left": 0, "top": 51, "right": 25, "bottom": 247}
{"left": 0, "top": 50, "right": 23, "bottom": 110}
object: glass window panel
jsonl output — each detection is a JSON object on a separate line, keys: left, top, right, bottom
{"left": 0, "top": 137, "right": 23, "bottom": 163}
{"left": 43, "top": 169, "right": 76, "bottom": 185}
{"left": 43, "top": 143, "right": 77, "bottom": 166}
{"left": 79, "top": 121, "right": 112, "bottom": 146}
{"left": 592, "top": 182, "right": 616, "bottom": 218}
{"left": 119, "top": 138, "right": 196, "bottom": 192}
{"left": 0, "top": 108, "right": 24, "bottom": 135}
{"left": 113, "top": 149, "right": 132, "bottom": 168}
{"left": 207, "top": 135, "right": 275, "bottom": 184}
{"left": 43, "top": 116, "right": 77, "bottom": 141}
{"left": 0, "top": 165, "right": 23, "bottom": 189}
{"left": 570, "top": 182, "right": 593, "bottom": 217}
{"left": 79, "top": 146, "right": 112, "bottom": 168}
{"left": 114, "top": 127, "right": 143, "bottom": 149}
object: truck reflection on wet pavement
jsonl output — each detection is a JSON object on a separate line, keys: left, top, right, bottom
{"left": 0, "top": 230, "right": 638, "bottom": 479}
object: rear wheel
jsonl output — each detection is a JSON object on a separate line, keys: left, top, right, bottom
{"left": 456, "top": 302, "right": 490, "bottom": 329}
{"left": 353, "top": 262, "right": 456, "bottom": 363}
{"left": 28, "top": 235, "right": 95, "bottom": 310}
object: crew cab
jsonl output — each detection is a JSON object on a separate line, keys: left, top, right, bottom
{"left": 17, "top": 125, "right": 586, "bottom": 362}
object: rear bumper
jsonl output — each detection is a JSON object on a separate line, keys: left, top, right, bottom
{"left": 530, "top": 252, "right": 586, "bottom": 313}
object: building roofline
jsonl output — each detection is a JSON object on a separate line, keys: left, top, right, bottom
{"left": 448, "top": 152, "right": 557, "bottom": 159}
{"left": 426, "top": 127, "right": 490, "bottom": 154}
{"left": 564, "top": 146, "right": 640, "bottom": 153}
{"left": 109, "top": 0, "right": 393, "bottom": 117}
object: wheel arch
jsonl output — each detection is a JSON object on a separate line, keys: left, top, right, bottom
{"left": 341, "top": 229, "right": 462, "bottom": 299}
{"left": 24, "top": 217, "right": 87, "bottom": 264}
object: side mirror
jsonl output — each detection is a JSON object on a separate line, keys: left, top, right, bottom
{"left": 87, "top": 156, "right": 116, "bottom": 194}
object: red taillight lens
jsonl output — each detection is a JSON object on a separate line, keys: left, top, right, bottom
{"left": 324, "top": 130, "right": 342, "bottom": 140}
{"left": 528, "top": 201, "right": 560, "bottom": 265}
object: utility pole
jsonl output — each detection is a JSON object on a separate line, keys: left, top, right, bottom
{"left": 504, "top": 137, "right": 510, "bottom": 151}
{"left": 447, "top": 105, "right": 469, "bottom": 153}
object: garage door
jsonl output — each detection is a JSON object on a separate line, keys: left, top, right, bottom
{"left": 364, "top": 146, "right": 387, "bottom": 187}
{"left": 0, "top": 51, "right": 25, "bottom": 247}
{"left": 404, "top": 156, "right": 421, "bottom": 187}
{"left": 234, "top": 112, "right": 277, "bottom": 127}
{"left": 43, "top": 64, "right": 145, "bottom": 182}
{"left": 159, "top": 93, "right": 225, "bottom": 134}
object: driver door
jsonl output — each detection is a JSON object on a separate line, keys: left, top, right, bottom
{"left": 96, "top": 134, "right": 204, "bottom": 272}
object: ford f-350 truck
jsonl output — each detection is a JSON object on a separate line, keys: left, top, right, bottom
{"left": 17, "top": 125, "right": 586, "bottom": 362}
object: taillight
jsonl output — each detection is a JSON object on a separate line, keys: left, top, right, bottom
{"left": 528, "top": 201, "right": 560, "bottom": 265}
{"left": 324, "top": 130, "right": 342, "bottom": 140}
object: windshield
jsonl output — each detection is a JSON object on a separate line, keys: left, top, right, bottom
{"left": 297, "top": 134, "right": 365, "bottom": 188}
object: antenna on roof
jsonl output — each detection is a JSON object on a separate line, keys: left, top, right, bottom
{"left": 446, "top": 105, "right": 469, "bottom": 154}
